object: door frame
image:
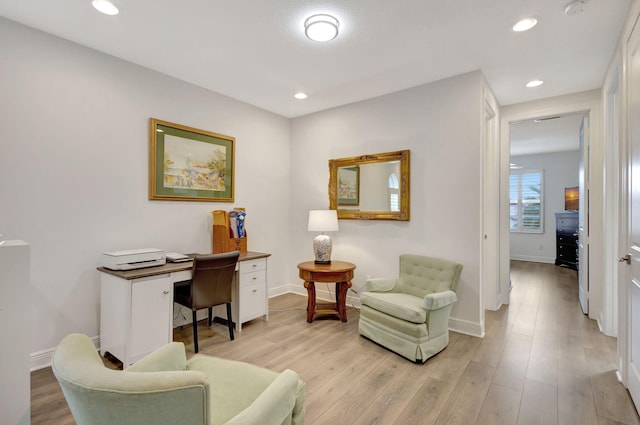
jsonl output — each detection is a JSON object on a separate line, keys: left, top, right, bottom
{"left": 498, "top": 91, "right": 601, "bottom": 314}
{"left": 618, "top": 1, "right": 640, "bottom": 398}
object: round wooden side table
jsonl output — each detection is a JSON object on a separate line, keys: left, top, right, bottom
{"left": 297, "top": 261, "right": 356, "bottom": 323}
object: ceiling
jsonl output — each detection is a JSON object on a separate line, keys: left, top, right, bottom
{"left": 510, "top": 113, "right": 585, "bottom": 156}
{"left": 0, "top": 0, "right": 631, "bottom": 118}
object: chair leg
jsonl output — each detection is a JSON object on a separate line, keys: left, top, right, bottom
{"left": 208, "top": 307, "right": 213, "bottom": 327}
{"left": 192, "top": 310, "right": 199, "bottom": 353}
{"left": 226, "top": 303, "right": 234, "bottom": 341}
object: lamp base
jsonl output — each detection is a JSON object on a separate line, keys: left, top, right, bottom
{"left": 313, "top": 234, "right": 332, "bottom": 264}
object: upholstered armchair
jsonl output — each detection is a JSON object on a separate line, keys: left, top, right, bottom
{"left": 358, "top": 254, "right": 463, "bottom": 363}
{"left": 52, "top": 333, "right": 305, "bottom": 425}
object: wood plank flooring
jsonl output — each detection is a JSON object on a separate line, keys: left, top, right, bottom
{"left": 31, "top": 261, "right": 640, "bottom": 424}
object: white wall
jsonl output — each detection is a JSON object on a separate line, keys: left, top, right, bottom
{"left": 0, "top": 18, "right": 292, "bottom": 361}
{"left": 290, "top": 71, "right": 486, "bottom": 336}
{"left": 510, "top": 151, "right": 580, "bottom": 263}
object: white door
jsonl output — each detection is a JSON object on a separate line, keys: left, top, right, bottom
{"left": 578, "top": 117, "right": 589, "bottom": 314}
{"left": 624, "top": 17, "right": 640, "bottom": 410}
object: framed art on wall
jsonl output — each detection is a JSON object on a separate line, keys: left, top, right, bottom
{"left": 337, "top": 166, "right": 360, "bottom": 206}
{"left": 149, "top": 118, "right": 235, "bottom": 202}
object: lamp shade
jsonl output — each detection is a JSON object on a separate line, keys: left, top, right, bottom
{"left": 308, "top": 210, "right": 339, "bottom": 232}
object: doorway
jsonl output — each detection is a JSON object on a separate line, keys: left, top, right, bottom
{"left": 508, "top": 114, "right": 585, "bottom": 271}
{"left": 497, "top": 92, "right": 601, "bottom": 317}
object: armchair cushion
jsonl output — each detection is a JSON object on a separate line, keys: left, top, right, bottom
{"left": 423, "top": 290, "right": 457, "bottom": 310}
{"left": 126, "top": 341, "right": 187, "bottom": 372}
{"left": 225, "top": 370, "right": 300, "bottom": 425}
{"left": 187, "top": 355, "right": 304, "bottom": 425}
{"left": 360, "top": 292, "right": 426, "bottom": 323}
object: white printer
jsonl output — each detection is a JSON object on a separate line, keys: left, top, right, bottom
{"left": 102, "top": 248, "right": 166, "bottom": 270}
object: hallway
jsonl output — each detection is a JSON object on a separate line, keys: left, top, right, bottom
{"left": 490, "top": 261, "right": 638, "bottom": 424}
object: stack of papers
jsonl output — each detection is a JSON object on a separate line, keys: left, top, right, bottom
{"left": 166, "top": 253, "right": 192, "bottom": 263}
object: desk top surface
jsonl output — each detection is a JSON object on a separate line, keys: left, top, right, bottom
{"left": 98, "top": 251, "right": 270, "bottom": 280}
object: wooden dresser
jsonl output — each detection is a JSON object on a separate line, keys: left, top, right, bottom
{"left": 554, "top": 211, "right": 579, "bottom": 270}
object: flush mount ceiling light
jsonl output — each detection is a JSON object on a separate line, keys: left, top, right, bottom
{"left": 304, "top": 14, "right": 339, "bottom": 42}
{"left": 92, "top": 0, "right": 119, "bottom": 15}
{"left": 294, "top": 92, "right": 308, "bottom": 100}
{"left": 512, "top": 17, "right": 538, "bottom": 32}
{"left": 565, "top": 0, "right": 590, "bottom": 16}
{"left": 525, "top": 79, "right": 544, "bottom": 88}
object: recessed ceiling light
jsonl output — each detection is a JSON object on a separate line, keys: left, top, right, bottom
{"left": 92, "top": 0, "right": 119, "bottom": 16}
{"left": 512, "top": 18, "right": 538, "bottom": 32}
{"left": 294, "top": 92, "right": 308, "bottom": 100}
{"left": 525, "top": 79, "right": 544, "bottom": 88}
{"left": 304, "top": 14, "right": 339, "bottom": 42}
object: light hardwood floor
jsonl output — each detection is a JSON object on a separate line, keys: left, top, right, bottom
{"left": 32, "top": 261, "right": 640, "bottom": 424}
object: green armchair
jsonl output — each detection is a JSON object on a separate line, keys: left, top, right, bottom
{"left": 52, "top": 333, "right": 305, "bottom": 425}
{"left": 358, "top": 254, "right": 463, "bottom": 363}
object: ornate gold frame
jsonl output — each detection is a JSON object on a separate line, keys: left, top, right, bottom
{"left": 329, "top": 150, "right": 410, "bottom": 220}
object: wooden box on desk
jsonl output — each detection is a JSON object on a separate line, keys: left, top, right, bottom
{"left": 212, "top": 209, "right": 247, "bottom": 254}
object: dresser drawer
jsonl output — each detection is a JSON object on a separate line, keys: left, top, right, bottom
{"left": 557, "top": 219, "right": 578, "bottom": 232}
{"left": 557, "top": 244, "right": 577, "bottom": 260}
{"left": 557, "top": 235, "right": 577, "bottom": 245}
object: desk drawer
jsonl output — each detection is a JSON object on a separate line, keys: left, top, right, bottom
{"left": 240, "top": 282, "right": 267, "bottom": 319}
{"left": 171, "top": 270, "right": 192, "bottom": 284}
{"left": 240, "top": 259, "right": 266, "bottom": 274}
{"left": 239, "top": 270, "right": 266, "bottom": 288}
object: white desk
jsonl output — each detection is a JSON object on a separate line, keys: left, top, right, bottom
{"left": 98, "top": 251, "right": 270, "bottom": 367}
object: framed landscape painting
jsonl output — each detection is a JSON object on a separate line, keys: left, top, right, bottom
{"left": 149, "top": 118, "right": 235, "bottom": 202}
{"left": 337, "top": 166, "right": 359, "bottom": 206}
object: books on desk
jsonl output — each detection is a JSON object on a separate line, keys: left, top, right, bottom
{"left": 166, "top": 253, "right": 192, "bottom": 263}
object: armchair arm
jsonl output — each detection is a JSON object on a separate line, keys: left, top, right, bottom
{"left": 126, "top": 342, "right": 188, "bottom": 372}
{"left": 423, "top": 290, "right": 457, "bottom": 310}
{"left": 225, "top": 369, "right": 302, "bottom": 425}
{"left": 364, "top": 277, "right": 397, "bottom": 293}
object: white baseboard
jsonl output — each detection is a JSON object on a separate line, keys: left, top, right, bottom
{"left": 31, "top": 335, "right": 100, "bottom": 372}
{"left": 449, "top": 316, "right": 484, "bottom": 338}
{"left": 510, "top": 255, "right": 555, "bottom": 264}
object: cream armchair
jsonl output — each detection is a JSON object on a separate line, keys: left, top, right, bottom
{"left": 358, "top": 254, "right": 463, "bottom": 363}
{"left": 52, "top": 333, "right": 305, "bottom": 425}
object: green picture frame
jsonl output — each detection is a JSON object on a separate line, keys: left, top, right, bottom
{"left": 149, "top": 118, "right": 234, "bottom": 202}
{"left": 337, "top": 166, "right": 360, "bottom": 206}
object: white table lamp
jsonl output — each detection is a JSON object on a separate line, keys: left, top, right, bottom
{"left": 308, "top": 210, "right": 339, "bottom": 264}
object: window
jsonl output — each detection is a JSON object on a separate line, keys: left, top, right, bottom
{"left": 510, "top": 169, "right": 543, "bottom": 233}
{"left": 388, "top": 173, "right": 399, "bottom": 212}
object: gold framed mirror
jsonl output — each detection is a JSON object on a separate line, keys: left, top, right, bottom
{"left": 329, "top": 150, "right": 410, "bottom": 220}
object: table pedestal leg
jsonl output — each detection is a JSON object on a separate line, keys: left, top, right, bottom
{"left": 304, "top": 281, "right": 316, "bottom": 323}
{"left": 336, "top": 281, "right": 352, "bottom": 322}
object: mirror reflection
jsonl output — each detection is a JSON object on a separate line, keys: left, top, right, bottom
{"left": 329, "top": 150, "right": 410, "bottom": 221}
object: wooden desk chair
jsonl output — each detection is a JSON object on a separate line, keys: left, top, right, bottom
{"left": 174, "top": 251, "right": 240, "bottom": 352}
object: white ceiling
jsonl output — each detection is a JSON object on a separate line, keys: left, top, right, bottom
{"left": 510, "top": 113, "right": 585, "bottom": 156}
{"left": 0, "top": 0, "right": 631, "bottom": 118}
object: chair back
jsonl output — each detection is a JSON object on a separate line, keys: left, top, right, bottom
{"left": 396, "top": 254, "right": 463, "bottom": 298}
{"left": 190, "top": 251, "right": 240, "bottom": 310}
{"left": 52, "top": 334, "right": 208, "bottom": 425}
